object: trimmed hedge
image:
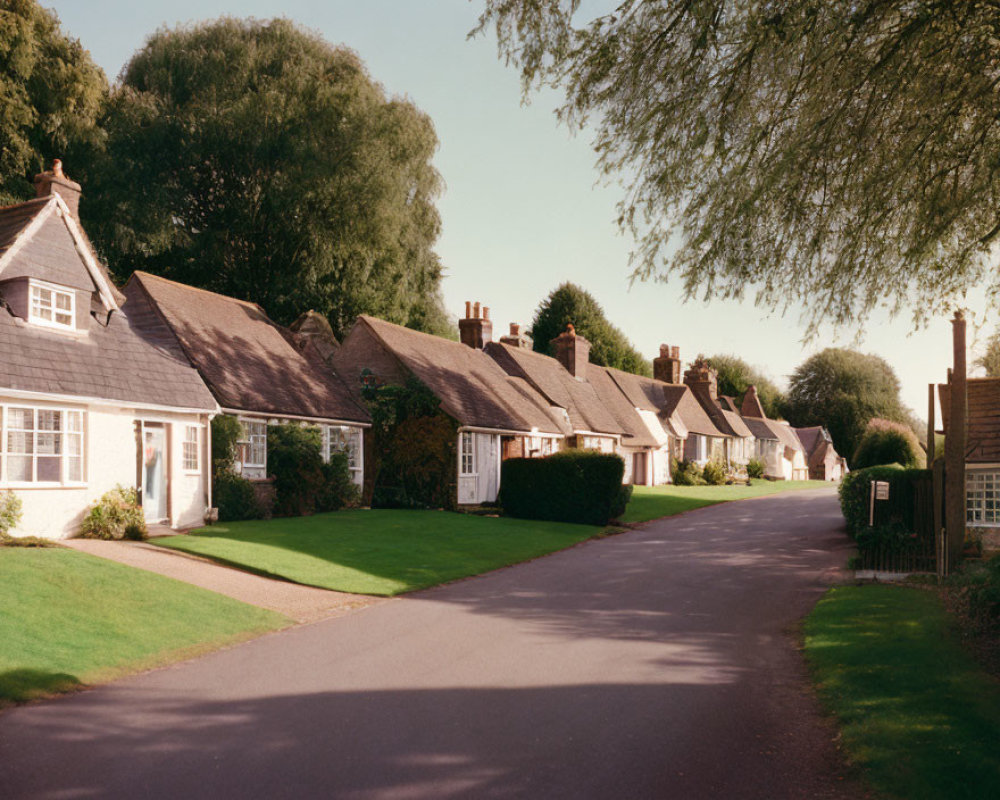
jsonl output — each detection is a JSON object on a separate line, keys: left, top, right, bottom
{"left": 500, "top": 451, "right": 626, "bottom": 525}
{"left": 839, "top": 464, "right": 930, "bottom": 538}
{"left": 853, "top": 419, "right": 925, "bottom": 470}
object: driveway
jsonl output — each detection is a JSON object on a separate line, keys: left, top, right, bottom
{"left": 0, "top": 488, "right": 861, "bottom": 799}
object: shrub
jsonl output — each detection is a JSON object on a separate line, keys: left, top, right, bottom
{"left": 968, "top": 555, "right": 1000, "bottom": 621}
{"left": 671, "top": 458, "right": 705, "bottom": 486}
{"left": 702, "top": 459, "right": 727, "bottom": 485}
{"left": 500, "top": 451, "right": 626, "bottom": 525}
{"left": 611, "top": 484, "right": 633, "bottom": 520}
{"left": 211, "top": 414, "right": 243, "bottom": 470}
{"left": 79, "top": 486, "right": 147, "bottom": 540}
{"left": 0, "top": 490, "right": 22, "bottom": 536}
{"left": 214, "top": 469, "right": 262, "bottom": 522}
{"left": 852, "top": 418, "right": 925, "bottom": 469}
{"left": 267, "top": 423, "right": 326, "bottom": 516}
{"left": 316, "top": 451, "right": 360, "bottom": 512}
{"left": 746, "top": 458, "right": 765, "bottom": 479}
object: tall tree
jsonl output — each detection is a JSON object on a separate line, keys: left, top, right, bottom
{"left": 84, "top": 17, "right": 449, "bottom": 337}
{"left": 974, "top": 327, "right": 1000, "bottom": 377}
{"left": 476, "top": 2, "right": 1000, "bottom": 332}
{"left": 530, "top": 282, "right": 651, "bottom": 375}
{"left": 0, "top": 0, "right": 107, "bottom": 205}
{"left": 704, "top": 354, "right": 784, "bottom": 418}
{"left": 784, "top": 348, "right": 911, "bottom": 466}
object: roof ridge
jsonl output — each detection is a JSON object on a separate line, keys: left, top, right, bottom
{"left": 0, "top": 196, "right": 51, "bottom": 214}
{"left": 134, "top": 270, "right": 264, "bottom": 311}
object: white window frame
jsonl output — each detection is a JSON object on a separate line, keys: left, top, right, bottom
{"left": 182, "top": 425, "right": 200, "bottom": 473}
{"left": 967, "top": 469, "right": 1000, "bottom": 526}
{"left": 459, "top": 432, "right": 476, "bottom": 476}
{"left": 0, "top": 404, "right": 85, "bottom": 487}
{"left": 238, "top": 418, "right": 268, "bottom": 470}
{"left": 28, "top": 279, "right": 75, "bottom": 331}
{"left": 324, "top": 425, "right": 364, "bottom": 485}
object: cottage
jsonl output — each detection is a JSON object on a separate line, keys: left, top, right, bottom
{"left": 794, "top": 426, "right": 847, "bottom": 481}
{"left": 0, "top": 164, "right": 217, "bottom": 537}
{"left": 738, "top": 385, "right": 809, "bottom": 480}
{"left": 125, "top": 272, "right": 370, "bottom": 500}
{"left": 333, "top": 308, "right": 567, "bottom": 506}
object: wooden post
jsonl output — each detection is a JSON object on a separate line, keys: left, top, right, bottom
{"left": 927, "top": 383, "right": 936, "bottom": 463}
{"left": 933, "top": 457, "right": 946, "bottom": 578}
{"left": 945, "top": 311, "right": 967, "bottom": 569}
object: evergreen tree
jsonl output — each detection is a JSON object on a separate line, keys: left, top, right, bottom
{"left": 704, "top": 354, "right": 784, "bottom": 418}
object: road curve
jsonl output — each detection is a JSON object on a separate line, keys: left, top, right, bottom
{"left": 0, "top": 489, "right": 862, "bottom": 799}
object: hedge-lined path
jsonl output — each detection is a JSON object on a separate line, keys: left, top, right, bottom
{"left": 62, "top": 538, "right": 380, "bottom": 623}
{"left": 3, "top": 490, "right": 862, "bottom": 799}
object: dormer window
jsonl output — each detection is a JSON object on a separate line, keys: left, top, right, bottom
{"left": 29, "top": 280, "right": 75, "bottom": 330}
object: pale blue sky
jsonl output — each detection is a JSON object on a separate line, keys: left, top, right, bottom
{"left": 45, "top": 0, "right": 985, "bottom": 416}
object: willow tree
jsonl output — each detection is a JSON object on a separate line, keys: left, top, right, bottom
{"left": 0, "top": 0, "right": 107, "bottom": 205}
{"left": 85, "top": 17, "right": 449, "bottom": 337}
{"left": 476, "top": 2, "right": 1000, "bottom": 332}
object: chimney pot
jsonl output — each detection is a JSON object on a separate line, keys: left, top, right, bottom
{"left": 459, "top": 300, "right": 492, "bottom": 349}
{"left": 34, "top": 159, "right": 82, "bottom": 218}
{"left": 465, "top": 301, "right": 471, "bottom": 318}
{"left": 473, "top": 301, "right": 481, "bottom": 318}
{"left": 654, "top": 343, "right": 682, "bottom": 383}
{"left": 510, "top": 323, "right": 519, "bottom": 336}
{"left": 483, "top": 306, "right": 490, "bottom": 321}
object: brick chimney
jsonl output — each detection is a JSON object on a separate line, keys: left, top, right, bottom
{"left": 654, "top": 344, "right": 682, "bottom": 384}
{"left": 499, "top": 322, "right": 533, "bottom": 349}
{"left": 34, "top": 159, "right": 82, "bottom": 218}
{"left": 740, "top": 384, "right": 766, "bottom": 418}
{"left": 459, "top": 301, "right": 492, "bottom": 349}
{"left": 683, "top": 358, "right": 718, "bottom": 400}
{"left": 551, "top": 323, "right": 591, "bottom": 379}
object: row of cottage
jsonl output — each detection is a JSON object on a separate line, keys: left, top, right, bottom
{"left": 0, "top": 165, "right": 846, "bottom": 538}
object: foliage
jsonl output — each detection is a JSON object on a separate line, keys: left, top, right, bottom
{"left": 784, "top": 348, "right": 912, "bottom": 467}
{"left": 364, "top": 377, "right": 457, "bottom": 509}
{"left": 210, "top": 415, "right": 243, "bottom": 472}
{"left": 78, "top": 486, "right": 147, "bottom": 541}
{"left": 316, "top": 452, "right": 360, "bottom": 513}
{"left": 476, "top": 2, "right": 1000, "bottom": 333}
{"left": 623, "top": 481, "right": 831, "bottom": 524}
{"left": 266, "top": 423, "right": 359, "bottom": 517}
{"left": 157, "top": 509, "right": 602, "bottom": 596}
{"left": 852, "top": 418, "right": 926, "bottom": 470}
{"left": 611, "top": 484, "right": 633, "bottom": 520}
{"left": 500, "top": 451, "right": 626, "bottom": 525}
{"left": 529, "top": 283, "right": 651, "bottom": 376}
{"left": 213, "top": 470, "right": 262, "bottom": 523}
{"left": 838, "top": 465, "right": 930, "bottom": 539}
{"left": 0, "top": 0, "right": 107, "bottom": 205}
{"left": 0, "top": 548, "right": 285, "bottom": 705}
{"left": 704, "top": 355, "right": 784, "bottom": 418}
{"left": 974, "top": 327, "right": 1000, "bottom": 378}
{"left": 967, "top": 556, "right": 1000, "bottom": 623}
{"left": 805, "top": 585, "right": 1000, "bottom": 800}
{"left": 0, "top": 490, "right": 23, "bottom": 536}
{"left": 670, "top": 458, "right": 704, "bottom": 486}
{"left": 83, "top": 17, "right": 449, "bottom": 338}
{"left": 701, "top": 459, "right": 726, "bottom": 486}
{"left": 746, "top": 458, "right": 765, "bottom": 480}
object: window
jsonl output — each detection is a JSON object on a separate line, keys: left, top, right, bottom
{"left": 29, "top": 281, "right": 75, "bottom": 330}
{"left": 183, "top": 426, "right": 200, "bottom": 472}
{"left": 238, "top": 419, "right": 267, "bottom": 468}
{"left": 460, "top": 432, "right": 476, "bottom": 475}
{"left": 967, "top": 470, "right": 1000, "bottom": 526}
{"left": 325, "top": 425, "right": 363, "bottom": 484}
{"left": 2, "top": 405, "right": 83, "bottom": 485}
{"left": 710, "top": 437, "right": 726, "bottom": 462}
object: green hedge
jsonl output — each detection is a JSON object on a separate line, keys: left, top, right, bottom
{"left": 500, "top": 451, "right": 626, "bottom": 525}
{"left": 839, "top": 465, "right": 930, "bottom": 538}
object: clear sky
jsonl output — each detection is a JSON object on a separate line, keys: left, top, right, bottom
{"left": 44, "top": 0, "right": 990, "bottom": 418}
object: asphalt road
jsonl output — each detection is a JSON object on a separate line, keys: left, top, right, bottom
{"left": 1, "top": 489, "right": 862, "bottom": 799}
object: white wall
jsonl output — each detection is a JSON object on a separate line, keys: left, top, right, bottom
{"left": 2, "top": 397, "right": 209, "bottom": 539}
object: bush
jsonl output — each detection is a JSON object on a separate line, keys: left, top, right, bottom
{"left": 852, "top": 418, "right": 925, "bottom": 469}
{"left": 211, "top": 414, "right": 243, "bottom": 469}
{"left": 838, "top": 465, "right": 930, "bottom": 538}
{"left": 671, "top": 458, "right": 705, "bottom": 486}
{"left": 316, "top": 451, "right": 360, "bottom": 512}
{"left": 267, "top": 424, "right": 325, "bottom": 516}
{"left": 746, "top": 458, "right": 765, "bottom": 479}
{"left": 500, "top": 451, "right": 626, "bottom": 525}
{"left": 611, "top": 484, "right": 633, "bottom": 520}
{"left": 968, "top": 555, "right": 1000, "bottom": 621}
{"left": 0, "top": 490, "right": 22, "bottom": 535}
{"left": 79, "top": 486, "right": 147, "bottom": 540}
{"left": 702, "top": 459, "right": 727, "bottom": 485}
{"left": 214, "top": 469, "right": 262, "bottom": 522}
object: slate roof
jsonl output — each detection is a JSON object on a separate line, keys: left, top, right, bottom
{"left": 794, "top": 426, "right": 827, "bottom": 458}
{"left": 605, "top": 368, "right": 723, "bottom": 439}
{"left": 740, "top": 386, "right": 767, "bottom": 418}
{"left": 586, "top": 365, "right": 663, "bottom": 447}
{"left": 484, "top": 342, "right": 625, "bottom": 436}
{"left": 128, "top": 272, "right": 369, "bottom": 423}
{"left": 743, "top": 417, "right": 781, "bottom": 442}
{"left": 356, "top": 316, "right": 567, "bottom": 435}
{"left": 940, "top": 378, "right": 1000, "bottom": 462}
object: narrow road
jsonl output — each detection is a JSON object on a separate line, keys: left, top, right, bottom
{"left": 1, "top": 489, "right": 860, "bottom": 799}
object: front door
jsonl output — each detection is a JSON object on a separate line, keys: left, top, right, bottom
{"left": 142, "top": 423, "right": 168, "bottom": 522}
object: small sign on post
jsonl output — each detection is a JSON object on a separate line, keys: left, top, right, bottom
{"left": 869, "top": 480, "right": 890, "bottom": 526}
{"left": 875, "top": 481, "right": 890, "bottom": 501}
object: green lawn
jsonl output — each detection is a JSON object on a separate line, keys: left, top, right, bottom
{"left": 621, "top": 480, "right": 832, "bottom": 523}
{"left": 0, "top": 547, "right": 287, "bottom": 706}
{"left": 157, "top": 510, "right": 603, "bottom": 596}
{"left": 803, "top": 585, "right": 1000, "bottom": 799}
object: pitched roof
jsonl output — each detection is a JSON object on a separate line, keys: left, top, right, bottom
{"left": 128, "top": 272, "right": 368, "bottom": 423}
{"left": 585, "top": 365, "right": 664, "bottom": 447}
{"left": 720, "top": 407, "right": 754, "bottom": 438}
{"left": 940, "top": 378, "right": 1000, "bottom": 462}
{"left": 740, "top": 385, "right": 767, "bottom": 418}
{"left": 743, "top": 417, "right": 781, "bottom": 442}
{"left": 771, "top": 420, "right": 806, "bottom": 454}
{"left": 794, "top": 426, "right": 827, "bottom": 458}
{"left": 484, "top": 342, "right": 625, "bottom": 436}
{"left": 602, "top": 368, "right": 724, "bottom": 439}
{"left": 356, "top": 316, "right": 566, "bottom": 435}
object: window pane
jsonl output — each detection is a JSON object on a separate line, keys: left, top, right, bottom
{"left": 36, "top": 432, "right": 61, "bottom": 455}
{"left": 66, "top": 411, "right": 82, "bottom": 432}
{"left": 9, "top": 408, "right": 32, "bottom": 430}
{"left": 37, "top": 456, "right": 61, "bottom": 482}
{"left": 67, "top": 456, "right": 82, "bottom": 482}
{"left": 56, "top": 293, "right": 72, "bottom": 311}
{"left": 8, "top": 430, "right": 32, "bottom": 455}
{"left": 8, "top": 455, "right": 31, "bottom": 482}
{"left": 66, "top": 433, "right": 82, "bottom": 456}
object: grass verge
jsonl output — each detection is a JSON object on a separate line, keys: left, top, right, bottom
{"left": 621, "top": 480, "right": 832, "bottom": 523}
{"left": 803, "top": 585, "right": 1000, "bottom": 799}
{"left": 0, "top": 547, "right": 288, "bottom": 707}
{"left": 157, "top": 509, "right": 603, "bottom": 596}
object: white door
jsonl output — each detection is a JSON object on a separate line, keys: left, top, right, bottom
{"left": 142, "top": 423, "right": 168, "bottom": 522}
{"left": 479, "top": 434, "right": 499, "bottom": 503}
{"left": 458, "top": 431, "right": 478, "bottom": 505}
